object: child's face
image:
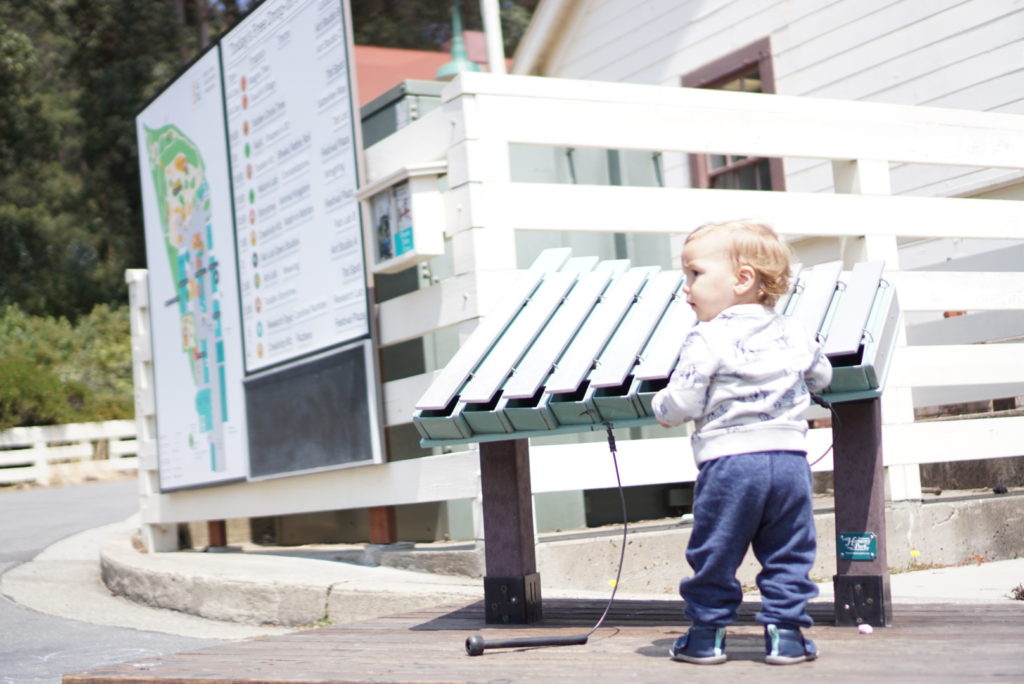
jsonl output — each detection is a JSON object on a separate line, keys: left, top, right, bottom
{"left": 681, "top": 234, "right": 758, "bottom": 322}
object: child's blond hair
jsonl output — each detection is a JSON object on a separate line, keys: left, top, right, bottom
{"left": 684, "top": 220, "right": 792, "bottom": 307}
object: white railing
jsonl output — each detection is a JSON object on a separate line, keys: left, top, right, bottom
{"left": 129, "top": 73, "right": 1024, "bottom": 549}
{"left": 370, "top": 73, "right": 1024, "bottom": 502}
{"left": 0, "top": 420, "right": 139, "bottom": 486}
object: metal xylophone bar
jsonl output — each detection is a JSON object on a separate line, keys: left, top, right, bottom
{"left": 414, "top": 250, "right": 900, "bottom": 447}
{"left": 413, "top": 248, "right": 901, "bottom": 627}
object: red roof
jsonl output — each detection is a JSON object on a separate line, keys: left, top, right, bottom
{"left": 353, "top": 45, "right": 454, "bottom": 106}
{"left": 354, "top": 32, "right": 508, "bottom": 106}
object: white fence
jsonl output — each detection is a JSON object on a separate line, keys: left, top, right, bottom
{"left": 0, "top": 420, "right": 139, "bottom": 486}
{"left": 130, "top": 73, "right": 1024, "bottom": 550}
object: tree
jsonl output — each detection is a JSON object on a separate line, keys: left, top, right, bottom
{"left": 62, "top": 0, "right": 187, "bottom": 313}
{"left": 0, "top": 304, "right": 133, "bottom": 428}
{"left": 0, "top": 7, "right": 92, "bottom": 318}
{"left": 1, "top": 0, "right": 538, "bottom": 321}
{"left": 349, "top": 0, "right": 538, "bottom": 55}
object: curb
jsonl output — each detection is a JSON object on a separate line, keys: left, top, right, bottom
{"left": 100, "top": 532, "right": 482, "bottom": 627}
{"left": 100, "top": 492, "right": 1024, "bottom": 626}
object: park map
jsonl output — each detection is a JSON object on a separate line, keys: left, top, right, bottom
{"left": 144, "top": 124, "right": 228, "bottom": 473}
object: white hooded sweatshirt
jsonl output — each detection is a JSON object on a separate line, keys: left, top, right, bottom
{"left": 652, "top": 304, "right": 833, "bottom": 466}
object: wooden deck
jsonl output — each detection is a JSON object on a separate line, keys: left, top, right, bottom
{"left": 65, "top": 598, "right": 1024, "bottom": 683}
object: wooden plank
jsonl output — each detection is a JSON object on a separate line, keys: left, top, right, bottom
{"left": 378, "top": 270, "right": 524, "bottom": 348}
{"left": 884, "top": 415, "right": 1024, "bottom": 467}
{"left": 460, "top": 272, "right": 577, "bottom": 404}
{"left": 362, "top": 106, "right": 450, "bottom": 183}
{"left": 0, "top": 420, "right": 137, "bottom": 448}
{"left": 590, "top": 270, "right": 680, "bottom": 388}
{"left": 779, "top": 0, "right": 1017, "bottom": 97}
{"left": 415, "top": 271, "right": 542, "bottom": 411}
{"left": 502, "top": 270, "right": 612, "bottom": 400}
{"left": 789, "top": 261, "right": 843, "bottom": 339}
{"left": 383, "top": 371, "right": 440, "bottom": 427}
{"left": 64, "top": 599, "right": 1024, "bottom": 684}
{"left": 451, "top": 72, "right": 1024, "bottom": 168}
{"left": 886, "top": 271, "right": 1024, "bottom": 312}
{"left": 889, "top": 343, "right": 1024, "bottom": 387}
{"left": 459, "top": 182, "right": 1024, "bottom": 241}
{"left": 632, "top": 281, "right": 695, "bottom": 381}
{"left": 527, "top": 247, "right": 572, "bottom": 272}
{"left": 559, "top": 255, "right": 600, "bottom": 274}
{"left": 545, "top": 268, "right": 650, "bottom": 394}
{"left": 823, "top": 261, "right": 885, "bottom": 357}
{"left": 530, "top": 433, "right": 699, "bottom": 494}
{"left": 152, "top": 449, "right": 482, "bottom": 524}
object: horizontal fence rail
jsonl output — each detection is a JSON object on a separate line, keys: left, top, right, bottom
{"left": 0, "top": 420, "right": 138, "bottom": 486}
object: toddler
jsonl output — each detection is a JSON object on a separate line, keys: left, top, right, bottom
{"left": 652, "top": 220, "right": 832, "bottom": 665}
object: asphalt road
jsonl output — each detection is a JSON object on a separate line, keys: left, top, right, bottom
{"left": 0, "top": 479, "right": 219, "bottom": 683}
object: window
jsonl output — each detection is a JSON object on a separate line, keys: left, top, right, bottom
{"left": 683, "top": 38, "right": 784, "bottom": 191}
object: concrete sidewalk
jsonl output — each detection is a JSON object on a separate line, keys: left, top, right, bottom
{"left": 3, "top": 503, "right": 1023, "bottom": 634}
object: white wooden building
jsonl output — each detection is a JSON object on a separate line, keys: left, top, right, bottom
{"left": 132, "top": 0, "right": 1024, "bottom": 549}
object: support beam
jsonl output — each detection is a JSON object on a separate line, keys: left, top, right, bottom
{"left": 831, "top": 398, "right": 892, "bottom": 627}
{"left": 478, "top": 439, "right": 542, "bottom": 624}
{"left": 369, "top": 506, "right": 398, "bottom": 544}
{"left": 208, "top": 520, "right": 227, "bottom": 548}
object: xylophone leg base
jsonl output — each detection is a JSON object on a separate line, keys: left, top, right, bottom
{"left": 833, "top": 574, "right": 891, "bottom": 627}
{"left": 484, "top": 573, "right": 543, "bottom": 624}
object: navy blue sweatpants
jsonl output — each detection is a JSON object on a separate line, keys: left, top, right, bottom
{"left": 680, "top": 450, "right": 818, "bottom": 628}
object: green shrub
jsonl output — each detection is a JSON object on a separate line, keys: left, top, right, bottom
{"left": 0, "top": 303, "right": 133, "bottom": 429}
{"left": 0, "top": 353, "right": 71, "bottom": 429}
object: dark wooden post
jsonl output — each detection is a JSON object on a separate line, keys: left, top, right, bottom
{"left": 831, "top": 397, "right": 892, "bottom": 627}
{"left": 368, "top": 506, "right": 398, "bottom": 544}
{"left": 478, "top": 438, "right": 542, "bottom": 624}
{"left": 208, "top": 520, "right": 227, "bottom": 548}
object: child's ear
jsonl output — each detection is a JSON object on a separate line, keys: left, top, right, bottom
{"left": 734, "top": 265, "right": 757, "bottom": 296}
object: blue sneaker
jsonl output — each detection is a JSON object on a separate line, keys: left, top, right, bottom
{"left": 764, "top": 624, "right": 818, "bottom": 665}
{"left": 669, "top": 625, "right": 727, "bottom": 664}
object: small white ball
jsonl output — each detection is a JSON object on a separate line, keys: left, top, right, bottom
{"left": 858, "top": 623, "right": 874, "bottom": 635}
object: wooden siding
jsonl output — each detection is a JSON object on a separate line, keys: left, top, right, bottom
{"left": 66, "top": 600, "right": 1024, "bottom": 684}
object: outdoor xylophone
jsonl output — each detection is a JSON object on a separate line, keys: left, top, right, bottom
{"left": 414, "top": 247, "right": 901, "bottom": 446}
{"left": 413, "top": 247, "right": 902, "bottom": 629}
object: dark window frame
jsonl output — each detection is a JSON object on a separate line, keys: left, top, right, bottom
{"left": 682, "top": 37, "right": 785, "bottom": 191}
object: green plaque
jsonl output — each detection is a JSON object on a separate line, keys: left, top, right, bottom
{"left": 838, "top": 532, "right": 877, "bottom": 561}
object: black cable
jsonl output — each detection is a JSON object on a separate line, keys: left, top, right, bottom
{"left": 582, "top": 423, "right": 628, "bottom": 639}
{"left": 465, "top": 423, "right": 628, "bottom": 656}
{"left": 808, "top": 394, "right": 840, "bottom": 467}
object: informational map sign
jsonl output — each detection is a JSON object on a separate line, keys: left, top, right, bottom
{"left": 136, "top": 48, "right": 249, "bottom": 491}
{"left": 136, "top": 0, "right": 381, "bottom": 492}
{"left": 220, "top": 0, "right": 368, "bottom": 373}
